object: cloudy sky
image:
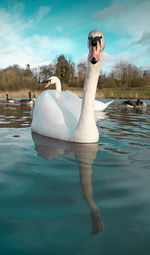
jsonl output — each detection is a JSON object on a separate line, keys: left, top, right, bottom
{"left": 0, "top": 0, "right": 150, "bottom": 72}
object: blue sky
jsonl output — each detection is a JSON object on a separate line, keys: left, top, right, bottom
{"left": 0, "top": 0, "right": 150, "bottom": 72}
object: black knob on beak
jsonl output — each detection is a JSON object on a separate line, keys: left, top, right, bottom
{"left": 91, "top": 39, "right": 97, "bottom": 47}
{"left": 91, "top": 57, "right": 97, "bottom": 64}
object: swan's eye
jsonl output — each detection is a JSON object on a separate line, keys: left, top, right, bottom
{"left": 88, "top": 37, "right": 93, "bottom": 42}
{"left": 95, "top": 36, "right": 102, "bottom": 44}
{"left": 88, "top": 36, "right": 102, "bottom": 46}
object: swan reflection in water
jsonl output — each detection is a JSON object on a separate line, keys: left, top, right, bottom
{"left": 32, "top": 132, "right": 104, "bottom": 235}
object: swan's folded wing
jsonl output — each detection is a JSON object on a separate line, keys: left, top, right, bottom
{"left": 60, "top": 91, "right": 82, "bottom": 120}
{"left": 31, "top": 91, "right": 78, "bottom": 140}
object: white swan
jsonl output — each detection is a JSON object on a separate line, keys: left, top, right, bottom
{"left": 45, "top": 76, "right": 113, "bottom": 111}
{"left": 31, "top": 30, "right": 105, "bottom": 143}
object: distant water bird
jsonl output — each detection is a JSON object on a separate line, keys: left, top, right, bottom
{"left": 123, "top": 99, "right": 147, "bottom": 109}
{"left": 20, "top": 92, "right": 33, "bottom": 106}
{"left": 33, "top": 94, "right": 37, "bottom": 103}
{"left": 45, "top": 76, "right": 114, "bottom": 112}
{"left": 6, "top": 94, "right": 15, "bottom": 103}
{"left": 32, "top": 30, "right": 106, "bottom": 143}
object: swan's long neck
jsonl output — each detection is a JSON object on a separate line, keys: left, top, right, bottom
{"left": 55, "top": 79, "right": 61, "bottom": 92}
{"left": 72, "top": 53, "right": 103, "bottom": 143}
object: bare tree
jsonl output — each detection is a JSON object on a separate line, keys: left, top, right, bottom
{"left": 39, "top": 64, "right": 56, "bottom": 82}
{"left": 55, "top": 55, "right": 75, "bottom": 88}
{"left": 111, "top": 61, "right": 142, "bottom": 87}
{"left": 77, "top": 62, "right": 87, "bottom": 88}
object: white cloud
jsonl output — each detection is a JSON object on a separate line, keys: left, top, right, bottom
{"left": 79, "top": 54, "right": 87, "bottom": 64}
{"left": 94, "top": 0, "right": 150, "bottom": 36}
{"left": 94, "top": 3, "right": 123, "bottom": 21}
{"left": 103, "top": 52, "right": 116, "bottom": 63}
{"left": 134, "top": 32, "right": 150, "bottom": 46}
{"left": 93, "top": 0, "right": 150, "bottom": 70}
{"left": 141, "top": 63, "right": 150, "bottom": 70}
{"left": 0, "top": 7, "right": 33, "bottom": 67}
{"left": 56, "top": 26, "right": 62, "bottom": 33}
{"left": 102, "top": 50, "right": 150, "bottom": 74}
{"left": 0, "top": 6, "right": 74, "bottom": 69}
{"left": 37, "top": 6, "right": 51, "bottom": 22}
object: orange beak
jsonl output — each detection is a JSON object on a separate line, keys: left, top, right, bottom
{"left": 45, "top": 81, "right": 51, "bottom": 88}
{"left": 90, "top": 41, "right": 100, "bottom": 64}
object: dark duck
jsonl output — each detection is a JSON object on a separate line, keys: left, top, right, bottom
{"left": 123, "top": 99, "right": 147, "bottom": 109}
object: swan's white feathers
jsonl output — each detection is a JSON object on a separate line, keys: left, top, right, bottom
{"left": 94, "top": 100, "right": 114, "bottom": 111}
{"left": 31, "top": 29, "right": 106, "bottom": 143}
{"left": 31, "top": 90, "right": 80, "bottom": 140}
{"left": 58, "top": 90, "right": 81, "bottom": 119}
{"left": 46, "top": 75, "right": 113, "bottom": 112}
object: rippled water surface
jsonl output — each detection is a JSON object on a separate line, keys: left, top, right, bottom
{"left": 0, "top": 98, "right": 150, "bottom": 255}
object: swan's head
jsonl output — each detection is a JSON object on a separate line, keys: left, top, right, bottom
{"left": 45, "top": 76, "right": 60, "bottom": 88}
{"left": 88, "top": 30, "right": 105, "bottom": 65}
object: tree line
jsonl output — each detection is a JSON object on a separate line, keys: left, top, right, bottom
{"left": 0, "top": 55, "right": 150, "bottom": 91}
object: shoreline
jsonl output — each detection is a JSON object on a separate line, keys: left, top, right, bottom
{"left": 0, "top": 88, "right": 150, "bottom": 100}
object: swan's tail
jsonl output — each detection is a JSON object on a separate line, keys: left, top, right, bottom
{"left": 100, "top": 100, "right": 114, "bottom": 111}
{"left": 94, "top": 100, "right": 114, "bottom": 111}
{"left": 104, "top": 100, "right": 114, "bottom": 108}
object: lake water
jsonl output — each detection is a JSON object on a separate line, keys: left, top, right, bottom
{"left": 0, "top": 98, "right": 150, "bottom": 255}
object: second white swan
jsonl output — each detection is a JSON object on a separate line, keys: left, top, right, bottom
{"left": 45, "top": 76, "right": 113, "bottom": 111}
